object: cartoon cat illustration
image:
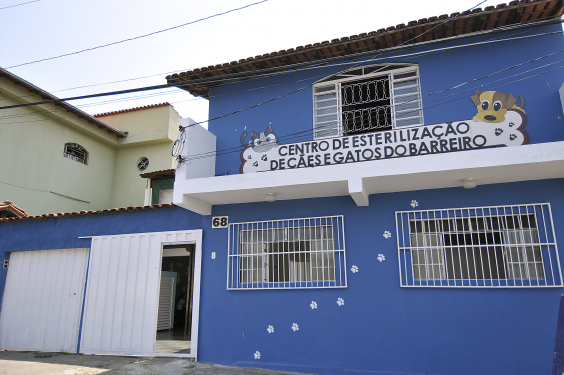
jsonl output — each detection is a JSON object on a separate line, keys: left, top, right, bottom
{"left": 240, "top": 125, "right": 278, "bottom": 152}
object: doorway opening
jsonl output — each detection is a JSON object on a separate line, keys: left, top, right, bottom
{"left": 154, "top": 243, "right": 195, "bottom": 354}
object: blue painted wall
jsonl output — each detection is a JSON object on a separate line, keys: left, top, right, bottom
{"left": 197, "top": 178, "right": 564, "bottom": 374}
{"left": 208, "top": 22, "right": 564, "bottom": 176}
{"left": 1, "top": 180, "right": 563, "bottom": 374}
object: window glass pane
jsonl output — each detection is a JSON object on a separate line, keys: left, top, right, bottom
{"left": 315, "top": 114, "right": 339, "bottom": 124}
{"left": 315, "top": 86, "right": 335, "bottom": 93}
{"left": 315, "top": 107, "right": 338, "bottom": 116}
{"left": 396, "top": 110, "right": 421, "bottom": 120}
{"left": 315, "top": 100, "right": 338, "bottom": 109}
{"left": 394, "top": 71, "right": 417, "bottom": 80}
{"left": 394, "top": 94, "right": 420, "bottom": 104}
{"left": 393, "top": 79, "right": 418, "bottom": 88}
{"left": 396, "top": 117, "right": 422, "bottom": 127}
{"left": 315, "top": 129, "right": 339, "bottom": 138}
{"left": 315, "top": 121, "right": 339, "bottom": 131}
{"left": 394, "top": 86, "right": 419, "bottom": 96}
{"left": 394, "top": 102, "right": 420, "bottom": 112}
{"left": 315, "top": 93, "right": 337, "bottom": 101}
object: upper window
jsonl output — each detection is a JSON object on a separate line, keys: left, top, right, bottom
{"left": 227, "top": 216, "right": 346, "bottom": 289}
{"left": 396, "top": 203, "right": 562, "bottom": 287}
{"left": 137, "top": 157, "right": 149, "bottom": 171}
{"left": 313, "top": 64, "right": 423, "bottom": 139}
{"left": 63, "top": 143, "right": 88, "bottom": 165}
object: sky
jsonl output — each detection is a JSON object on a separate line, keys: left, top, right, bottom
{"left": 0, "top": 0, "right": 504, "bottom": 124}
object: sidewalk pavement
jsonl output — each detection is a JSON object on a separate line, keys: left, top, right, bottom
{"left": 0, "top": 351, "right": 310, "bottom": 375}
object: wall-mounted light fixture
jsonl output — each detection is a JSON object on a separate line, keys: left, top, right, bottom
{"left": 463, "top": 178, "right": 477, "bottom": 189}
{"left": 265, "top": 192, "right": 276, "bottom": 202}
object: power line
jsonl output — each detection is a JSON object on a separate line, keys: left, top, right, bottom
{"left": 172, "top": 0, "right": 490, "bottom": 160}
{"left": 5, "top": 0, "right": 268, "bottom": 69}
{"left": 2, "top": 58, "right": 562, "bottom": 162}
{"left": 1, "top": 18, "right": 560, "bottom": 113}
{"left": 0, "top": 0, "right": 39, "bottom": 11}
{"left": 423, "top": 63, "right": 564, "bottom": 111}
{"left": 177, "top": 56, "right": 564, "bottom": 162}
{"left": 2, "top": 28, "right": 562, "bottom": 127}
{"left": 2, "top": 14, "right": 556, "bottom": 108}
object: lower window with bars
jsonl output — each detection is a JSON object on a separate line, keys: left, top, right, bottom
{"left": 396, "top": 204, "right": 562, "bottom": 287}
{"left": 227, "top": 216, "right": 346, "bottom": 289}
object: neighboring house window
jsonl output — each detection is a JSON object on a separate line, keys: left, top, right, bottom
{"left": 227, "top": 216, "right": 346, "bottom": 289}
{"left": 313, "top": 64, "right": 423, "bottom": 139}
{"left": 63, "top": 143, "right": 88, "bottom": 165}
{"left": 396, "top": 204, "right": 562, "bottom": 287}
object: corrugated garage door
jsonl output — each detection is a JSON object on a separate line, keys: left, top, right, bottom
{"left": 0, "top": 248, "right": 89, "bottom": 352}
{"left": 79, "top": 230, "right": 198, "bottom": 356}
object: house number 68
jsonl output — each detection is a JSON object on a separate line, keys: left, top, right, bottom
{"left": 212, "top": 216, "right": 228, "bottom": 228}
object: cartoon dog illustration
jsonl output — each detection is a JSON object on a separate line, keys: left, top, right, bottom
{"left": 470, "top": 89, "right": 525, "bottom": 123}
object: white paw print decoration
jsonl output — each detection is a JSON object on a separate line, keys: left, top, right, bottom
{"left": 410, "top": 200, "right": 419, "bottom": 208}
{"left": 351, "top": 265, "right": 359, "bottom": 273}
{"left": 377, "top": 254, "right": 386, "bottom": 262}
{"left": 336, "top": 297, "right": 345, "bottom": 306}
{"left": 254, "top": 351, "right": 261, "bottom": 359}
{"left": 310, "top": 301, "right": 317, "bottom": 309}
{"left": 267, "top": 325, "right": 274, "bottom": 334}
{"left": 383, "top": 231, "right": 392, "bottom": 239}
{"left": 291, "top": 323, "right": 299, "bottom": 331}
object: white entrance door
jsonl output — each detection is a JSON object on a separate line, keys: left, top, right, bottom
{"left": 0, "top": 248, "right": 89, "bottom": 352}
{"left": 79, "top": 230, "right": 202, "bottom": 358}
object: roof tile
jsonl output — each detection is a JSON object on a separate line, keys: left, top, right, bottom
{"left": 94, "top": 103, "right": 171, "bottom": 117}
{"left": 0, "top": 204, "right": 176, "bottom": 223}
{"left": 166, "top": 0, "right": 563, "bottom": 99}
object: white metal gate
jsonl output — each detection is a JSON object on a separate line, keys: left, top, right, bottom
{"left": 0, "top": 248, "right": 89, "bottom": 352}
{"left": 79, "top": 230, "right": 202, "bottom": 358}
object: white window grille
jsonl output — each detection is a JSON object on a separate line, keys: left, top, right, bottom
{"left": 313, "top": 64, "right": 423, "bottom": 139}
{"left": 396, "top": 203, "right": 562, "bottom": 287}
{"left": 63, "top": 143, "right": 88, "bottom": 165}
{"left": 227, "top": 216, "right": 346, "bottom": 289}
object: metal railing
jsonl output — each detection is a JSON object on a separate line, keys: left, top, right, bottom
{"left": 396, "top": 203, "right": 562, "bottom": 287}
{"left": 227, "top": 216, "right": 347, "bottom": 289}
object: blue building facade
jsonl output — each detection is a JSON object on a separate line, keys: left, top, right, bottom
{"left": 2, "top": 2, "right": 564, "bottom": 374}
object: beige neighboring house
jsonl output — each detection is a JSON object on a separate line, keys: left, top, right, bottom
{"left": 0, "top": 67, "right": 182, "bottom": 216}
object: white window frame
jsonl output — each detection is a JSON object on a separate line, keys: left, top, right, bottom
{"left": 396, "top": 203, "right": 562, "bottom": 287}
{"left": 312, "top": 64, "right": 424, "bottom": 139}
{"left": 227, "top": 216, "right": 347, "bottom": 290}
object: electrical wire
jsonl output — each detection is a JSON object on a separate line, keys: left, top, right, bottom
{"left": 175, "top": 57, "right": 564, "bottom": 162}
{"left": 2, "top": 5, "right": 559, "bottom": 154}
{"left": 2, "top": 14, "right": 560, "bottom": 111}
{"left": 3, "top": 57, "right": 563, "bottom": 161}
{"left": 5, "top": 0, "right": 269, "bottom": 69}
{"left": 1, "top": 18, "right": 561, "bottom": 115}
{"left": 172, "top": 0, "right": 490, "bottom": 161}
{"left": 423, "top": 63, "right": 564, "bottom": 110}
{"left": 0, "top": 0, "right": 39, "bottom": 11}
{"left": 2, "top": 29, "right": 563, "bottom": 126}
{"left": 423, "top": 57, "right": 564, "bottom": 106}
